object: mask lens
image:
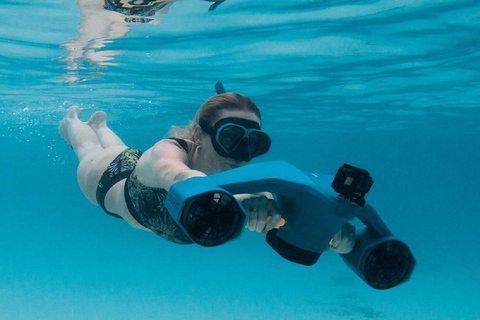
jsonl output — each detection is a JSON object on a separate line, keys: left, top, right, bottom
{"left": 249, "top": 132, "right": 271, "bottom": 156}
{"left": 219, "top": 125, "right": 245, "bottom": 152}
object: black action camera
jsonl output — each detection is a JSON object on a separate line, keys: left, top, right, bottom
{"left": 331, "top": 164, "right": 373, "bottom": 207}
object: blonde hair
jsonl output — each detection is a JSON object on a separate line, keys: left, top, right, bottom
{"left": 168, "top": 92, "right": 261, "bottom": 140}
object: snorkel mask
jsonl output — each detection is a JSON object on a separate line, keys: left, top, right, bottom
{"left": 199, "top": 117, "right": 271, "bottom": 162}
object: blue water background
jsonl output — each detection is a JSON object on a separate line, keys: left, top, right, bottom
{"left": 1, "top": 0, "right": 479, "bottom": 319}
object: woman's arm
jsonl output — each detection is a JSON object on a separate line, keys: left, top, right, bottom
{"left": 133, "top": 139, "right": 288, "bottom": 236}
{"left": 134, "top": 139, "right": 205, "bottom": 190}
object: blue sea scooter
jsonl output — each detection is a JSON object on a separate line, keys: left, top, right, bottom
{"left": 165, "top": 161, "right": 415, "bottom": 290}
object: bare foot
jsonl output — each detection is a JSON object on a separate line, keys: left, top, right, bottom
{"left": 87, "top": 111, "right": 107, "bottom": 131}
{"left": 58, "top": 106, "right": 81, "bottom": 146}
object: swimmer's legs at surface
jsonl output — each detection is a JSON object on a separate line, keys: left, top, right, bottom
{"left": 87, "top": 111, "right": 126, "bottom": 148}
{"left": 59, "top": 106, "right": 127, "bottom": 204}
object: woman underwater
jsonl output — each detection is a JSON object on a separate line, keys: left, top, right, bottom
{"left": 59, "top": 92, "right": 355, "bottom": 251}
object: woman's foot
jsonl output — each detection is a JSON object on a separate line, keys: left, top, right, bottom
{"left": 87, "top": 111, "right": 107, "bottom": 131}
{"left": 59, "top": 106, "right": 81, "bottom": 146}
{"left": 87, "top": 111, "right": 126, "bottom": 148}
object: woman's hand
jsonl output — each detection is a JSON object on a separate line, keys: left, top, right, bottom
{"left": 328, "top": 222, "right": 356, "bottom": 254}
{"left": 240, "top": 195, "right": 284, "bottom": 235}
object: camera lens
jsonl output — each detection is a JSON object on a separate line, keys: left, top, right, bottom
{"left": 357, "top": 177, "right": 373, "bottom": 194}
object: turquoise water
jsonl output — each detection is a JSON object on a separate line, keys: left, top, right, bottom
{"left": 1, "top": 0, "right": 479, "bottom": 319}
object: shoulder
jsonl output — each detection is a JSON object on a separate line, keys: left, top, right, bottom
{"left": 152, "top": 138, "right": 194, "bottom": 155}
{"left": 134, "top": 138, "right": 197, "bottom": 189}
{"left": 142, "top": 138, "right": 194, "bottom": 166}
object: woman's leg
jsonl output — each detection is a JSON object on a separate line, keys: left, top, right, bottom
{"left": 59, "top": 106, "right": 102, "bottom": 161}
{"left": 59, "top": 106, "right": 127, "bottom": 205}
{"left": 59, "top": 106, "right": 151, "bottom": 232}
